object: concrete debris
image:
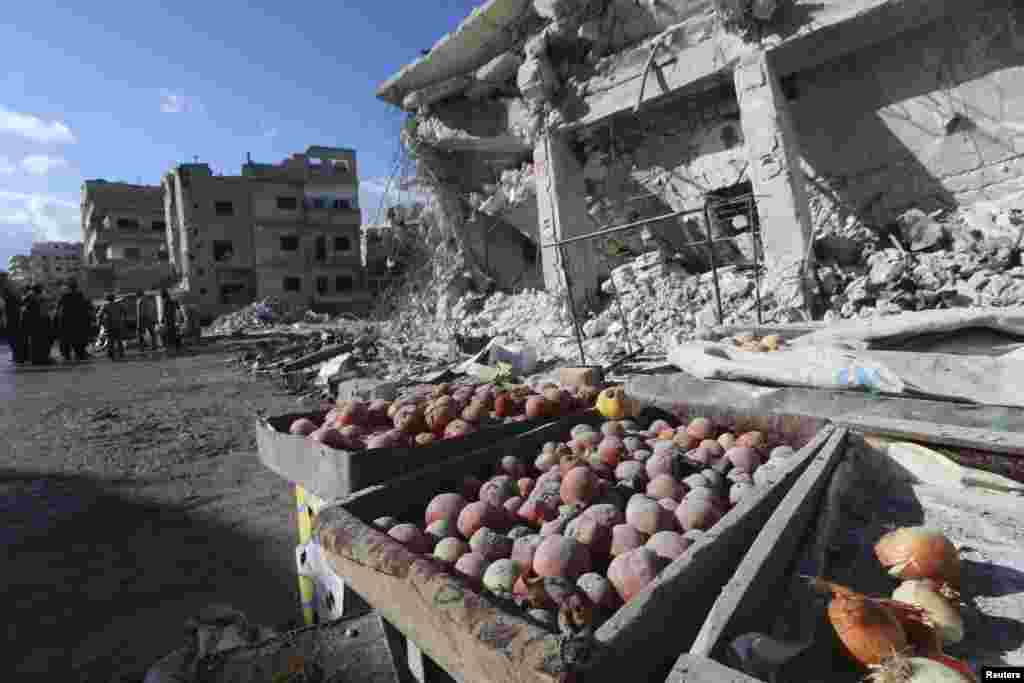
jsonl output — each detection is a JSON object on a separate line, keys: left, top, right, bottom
{"left": 207, "top": 297, "right": 315, "bottom": 336}
{"left": 898, "top": 208, "right": 948, "bottom": 252}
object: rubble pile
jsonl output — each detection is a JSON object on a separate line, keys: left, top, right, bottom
{"left": 207, "top": 297, "right": 316, "bottom": 336}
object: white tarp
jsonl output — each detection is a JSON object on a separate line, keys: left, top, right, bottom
{"left": 667, "top": 341, "right": 908, "bottom": 393}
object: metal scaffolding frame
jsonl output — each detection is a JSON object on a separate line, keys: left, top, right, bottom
{"left": 541, "top": 192, "right": 764, "bottom": 365}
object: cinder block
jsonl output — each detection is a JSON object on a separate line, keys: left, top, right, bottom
{"left": 558, "top": 366, "right": 604, "bottom": 388}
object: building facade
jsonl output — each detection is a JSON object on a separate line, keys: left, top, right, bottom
{"left": 163, "top": 146, "right": 368, "bottom": 317}
{"left": 80, "top": 180, "right": 174, "bottom": 297}
{"left": 5, "top": 242, "right": 84, "bottom": 293}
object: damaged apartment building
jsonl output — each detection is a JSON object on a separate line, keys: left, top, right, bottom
{"left": 162, "top": 146, "right": 369, "bottom": 318}
{"left": 80, "top": 180, "right": 175, "bottom": 298}
{"left": 380, "top": 0, "right": 1024, "bottom": 318}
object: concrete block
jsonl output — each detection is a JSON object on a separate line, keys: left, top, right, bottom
{"left": 402, "top": 75, "right": 474, "bottom": 110}
{"left": 558, "top": 366, "right": 605, "bottom": 388}
{"left": 335, "top": 378, "right": 398, "bottom": 402}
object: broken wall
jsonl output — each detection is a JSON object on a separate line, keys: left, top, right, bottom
{"left": 792, "top": 0, "right": 1024, "bottom": 231}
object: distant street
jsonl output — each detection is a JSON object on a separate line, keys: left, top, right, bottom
{"left": 1, "top": 342, "right": 307, "bottom": 681}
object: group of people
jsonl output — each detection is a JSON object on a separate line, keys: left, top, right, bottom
{"left": 1, "top": 280, "right": 199, "bottom": 365}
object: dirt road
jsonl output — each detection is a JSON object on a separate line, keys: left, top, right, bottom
{"left": 1, "top": 340, "right": 312, "bottom": 682}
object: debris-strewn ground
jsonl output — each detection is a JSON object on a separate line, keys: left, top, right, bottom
{"left": 0, "top": 342, "right": 312, "bottom": 681}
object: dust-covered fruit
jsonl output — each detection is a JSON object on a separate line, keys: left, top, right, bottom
{"left": 726, "top": 446, "right": 762, "bottom": 472}
{"left": 565, "top": 515, "right": 613, "bottom": 557}
{"left": 426, "top": 493, "right": 469, "bottom": 527}
{"left": 626, "top": 494, "right": 672, "bottom": 535}
{"left": 367, "top": 399, "right": 391, "bottom": 426}
{"left": 610, "top": 523, "right": 647, "bottom": 556}
{"left": 511, "top": 534, "right": 545, "bottom": 570}
{"left": 508, "top": 525, "right": 533, "bottom": 540}
{"left": 698, "top": 440, "right": 725, "bottom": 458}
{"left": 570, "top": 424, "right": 596, "bottom": 440}
{"left": 433, "top": 537, "right": 470, "bottom": 564}
{"left": 607, "top": 547, "right": 669, "bottom": 603}
{"left": 469, "top": 527, "right": 514, "bottom": 561}
{"left": 311, "top": 427, "right": 349, "bottom": 450}
{"left": 525, "top": 396, "right": 550, "bottom": 420}
{"left": 289, "top": 418, "right": 319, "bottom": 436}
{"left": 597, "top": 437, "right": 625, "bottom": 467}
{"left": 683, "top": 473, "right": 709, "bottom": 490}
{"left": 561, "top": 466, "right": 599, "bottom": 506}
{"left": 461, "top": 399, "right": 488, "bottom": 424}
{"left": 615, "top": 460, "right": 646, "bottom": 483}
{"left": 601, "top": 421, "right": 626, "bottom": 438}
{"left": 736, "top": 431, "right": 767, "bottom": 450}
{"left": 481, "top": 475, "right": 520, "bottom": 507}
{"left": 647, "top": 474, "right": 686, "bottom": 502}
{"left": 336, "top": 400, "right": 369, "bottom": 427}
{"left": 457, "top": 501, "right": 505, "bottom": 539}
{"left": 577, "top": 430, "right": 602, "bottom": 449}
{"left": 393, "top": 404, "right": 426, "bottom": 434}
{"left": 645, "top": 451, "right": 675, "bottom": 480}
{"left": 717, "top": 432, "right": 736, "bottom": 450}
{"left": 675, "top": 497, "right": 723, "bottom": 532}
{"left": 425, "top": 518, "right": 459, "bottom": 543}
{"left": 658, "top": 498, "right": 679, "bottom": 515}
{"left": 500, "top": 455, "right": 526, "bottom": 478}
{"left": 582, "top": 503, "right": 626, "bottom": 528}
{"left": 727, "top": 469, "right": 754, "bottom": 484}
{"left": 633, "top": 449, "right": 653, "bottom": 463}
{"left": 483, "top": 558, "right": 523, "bottom": 594}
{"left": 673, "top": 431, "right": 698, "bottom": 451}
{"left": 646, "top": 531, "right": 692, "bottom": 561}
{"left": 503, "top": 496, "right": 525, "bottom": 519}
{"left": 686, "top": 417, "right": 714, "bottom": 441}
{"left": 622, "top": 436, "right": 644, "bottom": 453}
{"left": 372, "top": 516, "right": 400, "bottom": 532}
{"left": 535, "top": 450, "right": 559, "bottom": 472}
{"left": 388, "top": 524, "right": 433, "bottom": 554}
{"left": 577, "top": 572, "right": 620, "bottom": 610}
{"left": 517, "top": 477, "right": 535, "bottom": 498}
{"left": 596, "top": 386, "right": 631, "bottom": 420}
{"left": 444, "top": 419, "right": 476, "bottom": 439}
{"left": 415, "top": 432, "right": 437, "bottom": 447}
{"left": 454, "top": 552, "right": 491, "bottom": 582}
{"left": 517, "top": 498, "right": 558, "bottom": 526}
{"left": 425, "top": 398, "right": 458, "bottom": 434}
{"left": 753, "top": 463, "right": 779, "bottom": 487}
{"left": 533, "top": 534, "right": 591, "bottom": 580}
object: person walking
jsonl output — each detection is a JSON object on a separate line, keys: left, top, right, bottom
{"left": 56, "top": 280, "right": 93, "bottom": 362}
{"left": 98, "top": 293, "right": 126, "bottom": 360}
{"left": 135, "top": 290, "right": 158, "bottom": 350}
{"left": 159, "top": 289, "right": 181, "bottom": 351}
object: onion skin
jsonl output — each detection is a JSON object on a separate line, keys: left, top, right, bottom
{"left": 813, "top": 579, "right": 908, "bottom": 668}
{"left": 866, "top": 654, "right": 977, "bottom": 683}
{"left": 892, "top": 580, "right": 964, "bottom": 645}
{"left": 874, "top": 527, "right": 961, "bottom": 590}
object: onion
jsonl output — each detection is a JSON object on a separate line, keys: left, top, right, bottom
{"left": 891, "top": 580, "right": 964, "bottom": 645}
{"left": 812, "top": 579, "right": 908, "bottom": 668}
{"left": 874, "top": 528, "right": 961, "bottom": 590}
{"left": 866, "top": 652, "right": 977, "bottom": 683}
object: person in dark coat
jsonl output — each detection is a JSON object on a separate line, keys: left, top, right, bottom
{"left": 2, "top": 282, "right": 24, "bottom": 363}
{"left": 56, "top": 280, "right": 92, "bottom": 362}
{"left": 22, "top": 285, "right": 53, "bottom": 365}
{"left": 159, "top": 289, "right": 181, "bottom": 351}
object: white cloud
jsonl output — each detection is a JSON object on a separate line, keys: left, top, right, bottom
{"left": 0, "top": 106, "right": 76, "bottom": 144}
{"left": 20, "top": 154, "right": 68, "bottom": 176}
{"left": 0, "top": 155, "right": 14, "bottom": 175}
{"left": 159, "top": 90, "right": 199, "bottom": 114}
{"left": 0, "top": 190, "right": 80, "bottom": 242}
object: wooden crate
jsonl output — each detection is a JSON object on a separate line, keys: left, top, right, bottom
{"left": 256, "top": 410, "right": 594, "bottom": 502}
{"left": 667, "top": 416, "right": 1023, "bottom": 682}
{"left": 314, "top": 408, "right": 839, "bottom": 683}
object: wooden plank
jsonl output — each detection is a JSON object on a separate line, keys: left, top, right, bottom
{"left": 689, "top": 428, "right": 848, "bottom": 658}
{"left": 667, "top": 654, "right": 764, "bottom": 683}
{"left": 832, "top": 415, "right": 1024, "bottom": 457}
{"left": 587, "top": 425, "right": 835, "bottom": 683}
{"left": 280, "top": 342, "right": 354, "bottom": 373}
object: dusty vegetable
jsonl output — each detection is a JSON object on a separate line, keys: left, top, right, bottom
{"left": 866, "top": 653, "right": 978, "bottom": 683}
{"left": 388, "top": 524, "right": 433, "bottom": 555}
{"left": 454, "top": 552, "right": 491, "bottom": 583}
{"left": 310, "top": 427, "right": 350, "bottom": 450}
{"left": 457, "top": 501, "right": 505, "bottom": 538}
{"left": 511, "top": 534, "right": 545, "bottom": 571}
{"left": 726, "top": 446, "right": 762, "bottom": 472}
{"left": 647, "top": 474, "right": 686, "bottom": 502}
{"left": 425, "top": 493, "right": 468, "bottom": 527}
{"left": 875, "top": 528, "right": 961, "bottom": 590}
{"left": 424, "top": 397, "right": 457, "bottom": 433}
{"left": 597, "top": 437, "right": 625, "bottom": 466}
{"left": 736, "top": 431, "right": 767, "bottom": 450}
{"left": 891, "top": 580, "right": 964, "bottom": 645}
{"left": 812, "top": 579, "right": 909, "bottom": 668}
{"left": 729, "top": 481, "right": 755, "bottom": 505}
{"left": 372, "top": 516, "right": 400, "bottom": 532}
{"left": 626, "top": 494, "right": 673, "bottom": 535}
{"left": 610, "top": 523, "right": 647, "bottom": 556}
{"left": 561, "top": 466, "right": 599, "bottom": 506}
{"left": 686, "top": 417, "right": 714, "bottom": 441}
{"left": 675, "top": 496, "right": 723, "bottom": 531}
{"left": 577, "top": 572, "right": 620, "bottom": 610}
{"left": 717, "top": 432, "right": 736, "bottom": 450}
{"left": 646, "top": 530, "right": 691, "bottom": 561}
{"left": 518, "top": 498, "right": 558, "bottom": 526}
{"left": 479, "top": 475, "right": 519, "bottom": 508}
{"left": 565, "top": 515, "right": 613, "bottom": 557}
{"left": 470, "top": 527, "right": 514, "bottom": 561}
{"left": 425, "top": 519, "right": 459, "bottom": 543}
{"left": 582, "top": 503, "right": 625, "bottom": 528}
{"left": 534, "top": 534, "right": 591, "bottom": 580}
{"left": 444, "top": 419, "right": 477, "bottom": 439}
{"left": 525, "top": 396, "right": 549, "bottom": 420}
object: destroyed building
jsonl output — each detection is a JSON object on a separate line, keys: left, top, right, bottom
{"left": 379, "top": 0, "right": 1024, "bottom": 321}
{"left": 80, "top": 180, "right": 175, "bottom": 297}
{"left": 162, "top": 146, "right": 370, "bottom": 319}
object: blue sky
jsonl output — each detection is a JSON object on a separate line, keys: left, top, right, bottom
{"left": 0, "top": 0, "right": 479, "bottom": 268}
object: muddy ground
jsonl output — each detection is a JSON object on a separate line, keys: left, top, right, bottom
{"left": 1, "top": 339, "right": 316, "bottom": 682}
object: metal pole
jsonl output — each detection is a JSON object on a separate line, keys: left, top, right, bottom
{"left": 541, "top": 207, "right": 705, "bottom": 250}
{"left": 558, "top": 243, "right": 587, "bottom": 365}
{"left": 749, "top": 196, "right": 763, "bottom": 325}
{"left": 703, "top": 201, "right": 724, "bottom": 325}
